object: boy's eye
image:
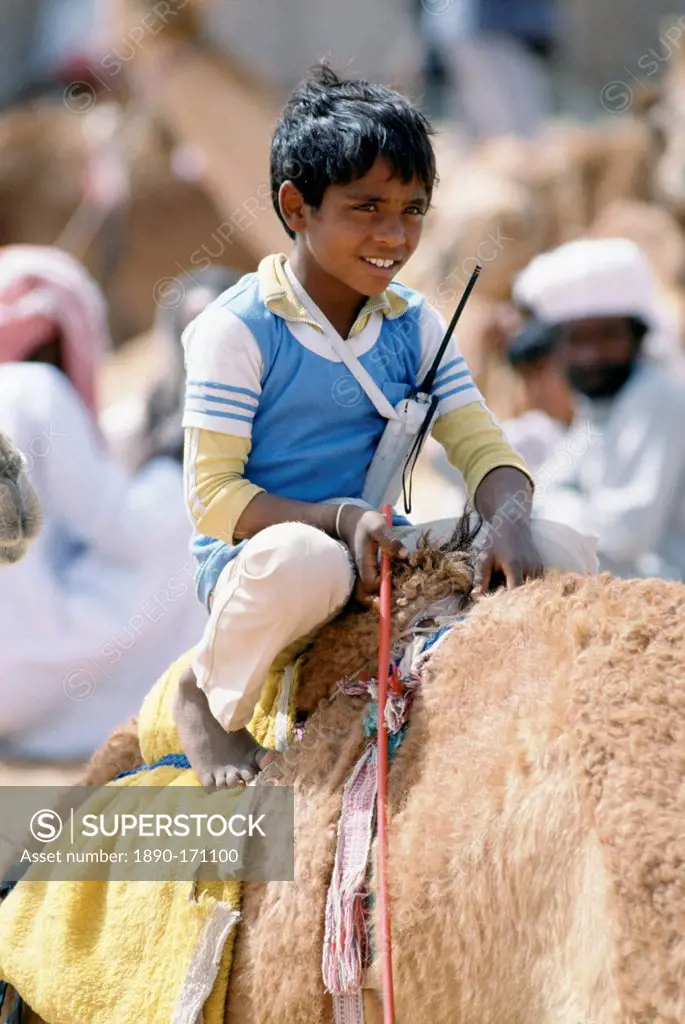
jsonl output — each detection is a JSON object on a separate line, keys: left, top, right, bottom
{"left": 353, "top": 203, "right": 427, "bottom": 215}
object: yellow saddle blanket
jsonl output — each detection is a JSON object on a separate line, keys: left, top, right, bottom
{"left": 0, "top": 647, "right": 302, "bottom": 1024}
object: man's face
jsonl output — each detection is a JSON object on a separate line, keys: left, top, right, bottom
{"left": 557, "top": 316, "right": 639, "bottom": 399}
{"left": 284, "top": 157, "right": 429, "bottom": 297}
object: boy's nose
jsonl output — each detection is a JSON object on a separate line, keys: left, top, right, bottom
{"left": 372, "top": 215, "right": 406, "bottom": 247}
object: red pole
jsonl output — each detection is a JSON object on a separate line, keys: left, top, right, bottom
{"left": 377, "top": 503, "right": 395, "bottom": 1023}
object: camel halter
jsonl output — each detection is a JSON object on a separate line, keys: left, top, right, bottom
{"left": 376, "top": 503, "right": 397, "bottom": 1024}
{"left": 322, "top": 502, "right": 399, "bottom": 1023}
{"left": 324, "top": 512, "right": 470, "bottom": 1023}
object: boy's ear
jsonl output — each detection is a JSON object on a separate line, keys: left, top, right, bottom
{"left": 278, "top": 181, "right": 308, "bottom": 235}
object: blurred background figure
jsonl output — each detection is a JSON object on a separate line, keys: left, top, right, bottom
{"left": 103, "top": 266, "right": 242, "bottom": 472}
{"left": 142, "top": 266, "right": 242, "bottom": 467}
{"left": 0, "top": 0, "right": 108, "bottom": 108}
{"left": 28, "top": 0, "right": 109, "bottom": 98}
{"left": 515, "top": 238, "right": 685, "bottom": 580}
{"left": 0, "top": 0, "right": 43, "bottom": 109}
{"left": 514, "top": 236, "right": 685, "bottom": 376}
{"left": 0, "top": 246, "right": 207, "bottom": 762}
{"left": 500, "top": 319, "right": 574, "bottom": 471}
{"left": 419, "top": 0, "right": 558, "bottom": 140}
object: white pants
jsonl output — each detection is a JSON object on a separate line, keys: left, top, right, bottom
{"left": 192, "top": 517, "right": 598, "bottom": 732}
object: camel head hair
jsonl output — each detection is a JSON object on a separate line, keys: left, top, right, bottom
{"left": 0, "top": 432, "right": 42, "bottom": 564}
{"left": 296, "top": 513, "right": 481, "bottom": 712}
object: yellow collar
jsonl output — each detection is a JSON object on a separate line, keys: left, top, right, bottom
{"left": 258, "top": 253, "right": 408, "bottom": 337}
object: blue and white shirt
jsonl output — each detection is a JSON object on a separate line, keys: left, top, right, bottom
{"left": 182, "top": 253, "right": 522, "bottom": 606}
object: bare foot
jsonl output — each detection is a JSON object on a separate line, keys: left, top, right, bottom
{"left": 173, "top": 666, "right": 274, "bottom": 790}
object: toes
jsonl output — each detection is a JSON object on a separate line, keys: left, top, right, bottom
{"left": 197, "top": 752, "right": 273, "bottom": 793}
{"left": 198, "top": 772, "right": 218, "bottom": 794}
{"left": 217, "top": 768, "right": 246, "bottom": 790}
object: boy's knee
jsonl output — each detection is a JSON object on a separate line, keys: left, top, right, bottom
{"left": 243, "top": 522, "right": 354, "bottom": 601}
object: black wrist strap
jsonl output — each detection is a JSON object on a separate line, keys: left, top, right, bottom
{"left": 401, "top": 395, "right": 439, "bottom": 515}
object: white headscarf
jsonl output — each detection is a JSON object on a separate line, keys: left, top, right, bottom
{"left": 513, "top": 238, "right": 658, "bottom": 325}
{"left": 512, "top": 237, "right": 684, "bottom": 372}
{"left": 0, "top": 245, "right": 110, "bottom": 415}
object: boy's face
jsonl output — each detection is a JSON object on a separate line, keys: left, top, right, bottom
{"left": 281, "top": 157, "right": 429, "bottom": 296}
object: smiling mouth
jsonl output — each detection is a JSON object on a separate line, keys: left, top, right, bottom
{"left": 361, "top": 257, "right": 401, "bottom": 270}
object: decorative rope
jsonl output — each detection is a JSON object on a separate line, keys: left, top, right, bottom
{"left": 322, "top": 744, "right": 377, "bottom": 996}
{"left": 419, "top": 621, "right": 456, "bottom": 654}
{"left": 323, "top": 616, "right": 464, "bottom": 1023}
{"left": 333, "top": 990, "right": 367, "bottom": 1024}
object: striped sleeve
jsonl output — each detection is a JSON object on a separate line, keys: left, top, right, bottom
{"left": 416, "top": 301, "right": 484, "bottom": 415}
{"left": 184, "top": 427, "right": 264, "bottom": 544}
{"left": 432, "top": 404, "right": 533, "bottom": 499}
{"left": 182, "top": 306, "right": 263, "bottom": 438}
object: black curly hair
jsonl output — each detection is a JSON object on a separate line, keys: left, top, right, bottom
{"left": 270, "top": 63, "right": 437, "bottom": 238}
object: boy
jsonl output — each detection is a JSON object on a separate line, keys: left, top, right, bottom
{"left": 174, "top": 64, "right": 556, "bottom": 790}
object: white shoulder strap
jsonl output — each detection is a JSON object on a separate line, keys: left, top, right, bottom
{"left": 324, "top": 332, "right": 398, "bottom": 420}
{"left": 283, "top": 261, "right": 398, "bottom": 420}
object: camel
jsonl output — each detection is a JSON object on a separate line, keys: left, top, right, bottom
{"left": 0, "top": 3, "right": 294, "bottom": 348}
{"left": 0, "top": 0, "right": 298, "bottom": 347}
{"left": 0, "top": 432, "right": 41, "bottom": 565}
{"left": 0, "top": 98, "right": 259, "bottom": 346}
{"left": 6, "top": 520, "right": 684, "bottom": 1024}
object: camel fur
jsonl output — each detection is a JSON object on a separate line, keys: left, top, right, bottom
{"left": 0, "top": 431, "right": 41, "bottom": 564}
{"left": 14, "top": 527, "right": 685, "bottom": 1024}
{"left": 225, "top": 570, "right": 685, "bottom": 1024}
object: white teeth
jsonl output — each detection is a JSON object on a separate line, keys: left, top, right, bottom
{"left": 364, "top": 258, "right": 395, "bottom": 268}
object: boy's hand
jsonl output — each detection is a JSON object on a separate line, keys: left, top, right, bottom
{"left": 337, "top": 506, "right": 408, "bottom": 608}
{"left": 473, "top": 519, "right": 543, "bottom": 595}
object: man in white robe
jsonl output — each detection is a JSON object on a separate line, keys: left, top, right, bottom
{"left": 0, "top": 247, "right": 207, "bottom": 761}
{"left": 499, "top": 318, "right": 575, "bottom": 473}
{"left": 514, "top": 237, "right": 685, "bottom": 581}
